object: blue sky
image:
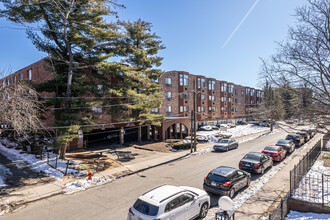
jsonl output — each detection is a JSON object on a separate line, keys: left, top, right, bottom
{"left": 0, "top": 0, "right": 305, "bottom": 88}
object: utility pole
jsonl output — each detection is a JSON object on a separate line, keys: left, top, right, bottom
{"left": 193, "top": 79, "right": 197, "bottom": 152}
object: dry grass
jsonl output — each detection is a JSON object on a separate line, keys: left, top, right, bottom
{"left": 66, "top": 152, "right": 122, "bottom": 172}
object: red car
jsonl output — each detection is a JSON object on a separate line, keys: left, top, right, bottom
{"left": 262, "top": 145, "right": 287, "bottom": 162}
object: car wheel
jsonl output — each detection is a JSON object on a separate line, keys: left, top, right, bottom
{"left": 236, "top": 144, "right": 238, "bottom": 149}
{"left": 199, "top": 202, "right": 209, "bottom": 218}
{"left": 226, "top": 147, "right": 229, "bottom": 152}
{"left": 260, "top": 167, "right": 265, "bottom": 174}
{"left": 229, "top": 188, "right": 235, "bottom": 198}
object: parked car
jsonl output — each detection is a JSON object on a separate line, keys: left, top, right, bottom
{"left": 285, "top": 134, "right": 303, "bottom": 147}
{"left": 239, "top": 152, "right": 273, "bottom": 174}
{"left": 261, "top": 145, "right": 287, "bottom": 162}
{"left": 199, "top": 125, "right": 213, "bottom": 131}
{"left": 296, "top": 131, "right": 310, "bottom": 142}
{"left": 301, "top": 129, "right": 315, "bottom": 138}
{"left": 203, "top": 166, "right": 251, "bottom": 198}
{"left": 213, "top": 139, "right": 238, "bottom": 152}
{"left": 128, "top": 185, "right": 210, "bottom": 220}
{"left": 275, "top": 139, "right": 295, "bottom": 154}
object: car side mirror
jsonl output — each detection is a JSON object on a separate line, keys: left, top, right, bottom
{"left": 193, "top": 197, "right": 197, "bottom": 201}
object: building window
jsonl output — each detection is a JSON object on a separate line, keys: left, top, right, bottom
{"left": 229, "top": 108, "right": 231, "bottom": 112}
{"left": 197, "top": 78, "right": 201, "bottom": 88}
{"left": 6, "top": 79, "right": 10, "bottom": 86}
{"left": 208, "top": 80, "right": 215, "bottom": 90}
{"left": 201, "top": 78, "right": 205, "bottom": 88}
{"left": 166, "top": 106, "right": 172, "bottom": 113}
{"left": 97, "top": 85, "right": 103, "bottom": 94}
{"left": 235, "top": 89, "right": 238, "bottom": 95}
{"left": 13, "top": 76, "right": 16, "bottom": 84}
{"left": 221, "top": 107, "right": 224, "bottom": 112}
{"left": 184, "top": 106, "right": 189, "bottom": 112}
{"left": 201, "top": 94, "right": 205, "bottom": 100}
{"left": 2, "top": 81, "right": 5, "bottom": 88}
{"left": 165, "top": 92, "right": 172, "bottom": 100}
{"left": 92, "top": 106, "right": 103, "bottom": 113}
{"left": 165, "top": 77, "right": 172, "bottom": 85}
{"left": 201, "top": 106, "right": 205, "bottom": 112}
{"left": 184, "top": 93, "right": 189, "bottom": 99}
{"left": 209, "top": 107, "right": 212, "bottom": 112}
{"left": 180, "top": 106, "right": 183, "bottom": 113}
{"left": 184, "top": 75, "right": 188, "bottom": 86}
{"left": 28, "top": 69, "right": 32, "bottom": 81}
{"left": 228, "top": 98, "right": 231, "bottom": 102}
{"left": 246, "top": 88, "right": 250, "bottom": 96}
{"left": 198, "top": 106, "right": 201, "bottom": 112}
{"left": 221, "top": 97, "right": 227, "bottom": 102}
{"left": 179, "top": 74, "right": 183, "bottom": 86}
{"left": 151, "top": 108, "right": 159, "bottom": 113}
{"left": 20, "top": 73, "right": 23, "bottom": 80}
{"left": 251, "top": 89, "right": 255, "bottom": 96}
{"left": 221, "top": 83, "right": 227, "bottom": 92}
{"left": 235, "top": 107, "right": 238, "bottom": 112}
{"left": 228, "top": 85, "right": 234, "bottom": 93}
{"left": 235, "top": 98, "right": 238, "bottom": 103}
{"left": 151, "top": 78, "right": 159, "bottom": 83}
{"left": 212, "top": 107, "right": 216, "bottom": 112}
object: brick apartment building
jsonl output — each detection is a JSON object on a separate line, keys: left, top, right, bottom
{"left": 0, "top": 59, "right": 262, "bottom": 149}
{"left": 158, "top": 71, "right": 262, "bottom": 128}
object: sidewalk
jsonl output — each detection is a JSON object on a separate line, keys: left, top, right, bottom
{"left": 0, "top": 128, "right": 273, "bottom": 215}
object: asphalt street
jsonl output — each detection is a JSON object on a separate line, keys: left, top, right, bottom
{"left": 0, "top": 130, "right": 288, "bottom": 220}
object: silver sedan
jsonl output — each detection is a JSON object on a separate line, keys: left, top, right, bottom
{"left": 213, "top": 139, "right": 239, "bottom": 152}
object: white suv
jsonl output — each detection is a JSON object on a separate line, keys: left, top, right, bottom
{"left": 128, "top": 185, "right": 210, "bottom": 220}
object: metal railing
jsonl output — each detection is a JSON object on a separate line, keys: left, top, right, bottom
{"left": 268, "top": 140, "right": 322, "bottom": 220}
{"left": 290, "top": 140, "right": 322, "bottom": 194}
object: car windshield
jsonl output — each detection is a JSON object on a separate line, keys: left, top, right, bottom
{"left": 133, "top": 199, "right": 159, "bottom": 216}
{"left": 207, "top": 173, "right": 227, "bottom": 183}
{"left": 287, "top": 135, "right": 297, "bottom": 139}
{"left": 219, "top": 139, "right": 229, "bottom": 143}
{"left": 264, "top": 146, "right": 278, "bottom": 152}
{"left": 243, "top": 154, "right": 260, "bottom": 161}
{"left": 276, "top": 140, "right": 288, "bottom": 145}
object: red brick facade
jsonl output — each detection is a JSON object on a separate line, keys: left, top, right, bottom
{"left": 159, "top": 71, "right": 262, "bottom": 126}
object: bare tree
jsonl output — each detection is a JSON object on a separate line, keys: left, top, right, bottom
{"left": 0, "top": 68, "right": 44, "bottom": 135}
{"left": 260, "top": 0, "right": 330, "bottom": 132}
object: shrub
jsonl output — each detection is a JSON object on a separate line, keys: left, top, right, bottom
{"left": 172, "top": 140, "right": 194, "bottom": 150}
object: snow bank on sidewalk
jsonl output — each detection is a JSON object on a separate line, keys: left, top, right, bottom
{"left": 0, "top": 164, "right": 12, "bottom": 188}
{"left": 286, "top": 210, "right": 330, "bottom": 219}
{"left": 64, "top": 175, "right": 114, "bottom": 194}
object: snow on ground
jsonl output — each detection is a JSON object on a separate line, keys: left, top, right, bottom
{"left": 0, "top": 142, "right": 84, "bottom": 181}
{"left": 204, "top": 134, "right": 320, "bottom": 219}
{"left": 196, "top": 124, "right": 269, "bottom": 143}
{"left": 0, "top": 164, "right": 12, "bottom": 188}
{"left": 286, "top": 211, "right": 330, "bottom": 219}
{"left": 292, "top": 156, "right": 330, "bottom": 204}
{"left": 63, "top": 175, "right": 114, "bottom": 194}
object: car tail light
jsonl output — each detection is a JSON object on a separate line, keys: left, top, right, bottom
{"left": 129, "top": 208, "right": 134, "bottom": 216}
{"left": 254, "top": 164, "right": 259, "bottom": 168}
{"left": 223, "top": 181, "right": 232, "bottom": 186}
{"left": 204, "top": 177, "right": 207, "bottom": 181}
{"left": 239, "top": 162, "right": 243, "bottom": 165}
{"left": 296, "top": 138, "right": 299, "bottom": 141}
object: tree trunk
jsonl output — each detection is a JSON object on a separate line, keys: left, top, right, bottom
{"left": 59, "top": 143, "right": 68, "bottom": 159}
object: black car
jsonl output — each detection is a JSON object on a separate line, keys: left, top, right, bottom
{"left": 296, "top": 131, "right": 309, "bottom": 142}
{"left": 286, "top": 134, "right": 303, "bottom": 147}
{"left": 239, "top": 152, "right": 273, "bottom": 174}
{"left": 275, "top": 139, "right": 295, "bottom": 154}
{"left": 203, "top": 166, "right": 251, "bottom": 198}
{"left": 301, "top": 129, "right": 315, "bottom": 138}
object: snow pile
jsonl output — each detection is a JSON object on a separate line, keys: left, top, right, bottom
{"left": 0, "top": 143, "right": 84, "bottom": 180}
{"left": 0, "top": 164, "right": 12, "bottom": 188}
{"left": 286, "top": 211, "right": 330, "bottom": 219}
{"left": 292, "top": 159, "right": 330, "bottom": 204}
{"left": 195, "top": 124, "right": 270, "bottom": 143}
{"left": 63, "top": 175, "right": 114, "bottom": 194}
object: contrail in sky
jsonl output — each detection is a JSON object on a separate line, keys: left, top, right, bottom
{"left": 222, "top": 0, "right": 261, "bottom": 48}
